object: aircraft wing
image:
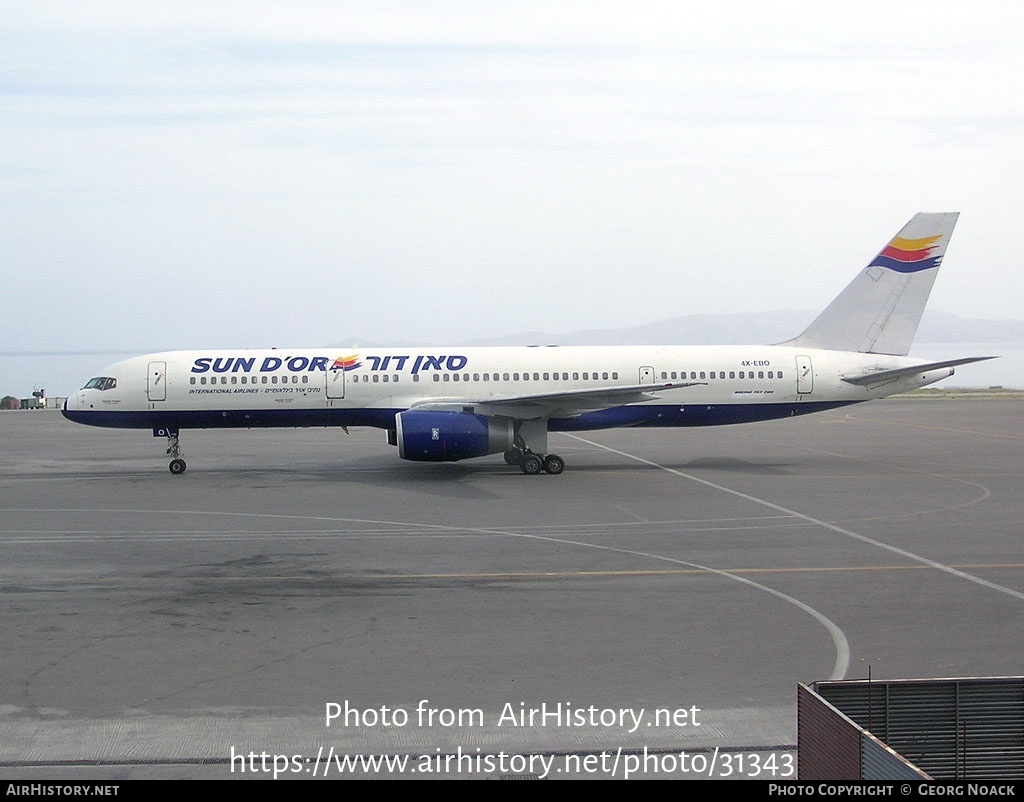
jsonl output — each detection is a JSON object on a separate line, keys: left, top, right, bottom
{"left": 841, "top": 356, "right": 997, "bottom": 388}
{"left": 409, "top": 380, "right": 705, "bottom": 420}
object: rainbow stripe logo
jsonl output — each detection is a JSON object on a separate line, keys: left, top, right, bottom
{"left": 869, "top": 233, "right": 945, "bottom": 273}
{"left": 331, "top": 354, "right": 362, "bottom": 372}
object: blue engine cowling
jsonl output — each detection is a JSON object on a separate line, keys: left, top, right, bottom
{"left": 395, "top": 410, "right": 515, "bottom": 462}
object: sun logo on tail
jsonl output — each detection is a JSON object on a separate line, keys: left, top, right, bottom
{"left": 870, "top": 233, "right": 945, "bottom": 273}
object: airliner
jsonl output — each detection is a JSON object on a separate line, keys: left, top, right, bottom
{"left": 63, "top": 212, "right": 993, "bottom": 475}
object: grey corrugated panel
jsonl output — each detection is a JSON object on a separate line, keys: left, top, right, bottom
{"left": 861, "top": 732, "right": 930, "bottom": 780}
{"left": 797, "top": 683, "right": 861, "bottom": 780}
{"left": 813, "top": 681, "right": 891, "bottom": 741}
{"left": 810, "top": 677, "right": 1024, "bottom": 780}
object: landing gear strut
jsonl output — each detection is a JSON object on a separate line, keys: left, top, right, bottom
{"left": 507, "top": 424, "right": 565, "bottom": 475}
{"left": 164, "top": 430, "right": 186, "bottom": 475}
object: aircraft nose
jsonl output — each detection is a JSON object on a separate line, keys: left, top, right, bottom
{"left": 62, "top": 392, "right": 81, "bottom": 419}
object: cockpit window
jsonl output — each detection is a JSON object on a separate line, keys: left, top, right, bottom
{"left": 83, "top": 377, "right": 117, "bottom": 391}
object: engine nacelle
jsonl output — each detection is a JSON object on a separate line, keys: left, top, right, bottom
{"left": 395, "top": 410, "right": 514, "bottom": 462}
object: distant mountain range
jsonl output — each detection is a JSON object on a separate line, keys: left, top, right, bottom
{"left": 334, "top": 311, "right": 1024, "bottom": 349}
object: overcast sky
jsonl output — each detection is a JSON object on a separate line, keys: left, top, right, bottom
{"left": 3, "top": 1, "right": 1023, "bottom": 394}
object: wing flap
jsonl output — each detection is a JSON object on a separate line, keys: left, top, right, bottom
{"left": 410, "top": 380, "right": 704, "bottom": 419}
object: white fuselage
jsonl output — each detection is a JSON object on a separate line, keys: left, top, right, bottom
{"left": 63, "top": 344, "right": 952, "bottom": 434}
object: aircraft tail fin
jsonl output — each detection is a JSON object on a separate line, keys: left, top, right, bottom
{"left": 784, "top": 212, "right": 960, "bottom": 355}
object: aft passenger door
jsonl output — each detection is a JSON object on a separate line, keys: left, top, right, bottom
{"left": 795, "top": 355, "right": 813, "bottom": 395}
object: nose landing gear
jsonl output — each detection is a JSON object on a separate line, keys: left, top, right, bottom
{"left": 156, "top": 427, "right": 186, "bottom": 475}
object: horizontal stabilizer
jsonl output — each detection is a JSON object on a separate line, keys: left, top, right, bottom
{"left": 842, "top": 356, "right": 997, "bottom": 387}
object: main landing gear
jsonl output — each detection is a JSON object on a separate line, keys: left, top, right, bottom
{"left": 503, "top": 447, "right": 565, "bottom": 475}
